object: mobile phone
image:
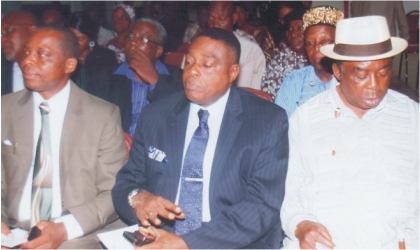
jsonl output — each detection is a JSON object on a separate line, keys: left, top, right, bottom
{"left": 122, "top": 231, "right": 154, "bottom": 247}
{"left": 27, "top": 226, "right": 41, "bottom": 241}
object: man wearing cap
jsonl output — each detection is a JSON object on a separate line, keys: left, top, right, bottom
{"left": 281, "top": 16, "right": 418, "bottom": 248}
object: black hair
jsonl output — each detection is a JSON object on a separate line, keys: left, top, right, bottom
{"left": 193, "top": 28, "right": 241, "bottom": 64}
{"left": 36, "top": 25, "right": 79, "bottom": 59}
{"left": 67, "top": 12, "right": 98, "bottom": 43}
{"left": 284, "top": 8, "right": 306, "bottom": 31}
{"left": 277, "top": 1, "right": 304, "bottom": 11}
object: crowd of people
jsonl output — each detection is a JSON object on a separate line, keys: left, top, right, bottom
{"left": 1, "top": 1, "right": 418, "bottom": 249}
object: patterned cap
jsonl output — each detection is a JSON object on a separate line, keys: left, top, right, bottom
{"left": 302, "top": 6, "right": 344, "bottom": 31}
{"left": 114, "top": 4, "right": 135, "bottom": 23}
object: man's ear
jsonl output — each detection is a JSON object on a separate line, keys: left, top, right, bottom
{"left": 229, "top": 64, "right": 240, "bottom": 84}
{"left": 332, "top": 63, "right": 341, "bottom": 81}
{"left": 64, "top": 58, "right": 78, "bottom": 74}
{"left": 155, "top": 45, "right": 164, "bottom": 59}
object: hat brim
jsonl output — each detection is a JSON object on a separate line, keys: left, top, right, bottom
{"left": 320, "top": 37, "right": 408, "bottom": 61}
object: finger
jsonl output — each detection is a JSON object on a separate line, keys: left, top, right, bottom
{"left": 315, "top": 232, "right": 335, "bottom": 249}
{"left": 138, "top": 227, "right": 156, "bottom": 240}
{"left": 147, "top": 211, "right": 162, "bottom": 226}
{"left": 160, "top": 199, "right": 183, "bottom": 215}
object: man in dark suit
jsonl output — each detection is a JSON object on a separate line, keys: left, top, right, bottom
{"left": 112, "top": 28, "right": 289, "bottom": 249}
{"left": 2, "top": 26, "right": 126, "bottom": 248}
{"left": 1, "top": 10, "right": 37, "bottom": 96}
{"left": 109, "top": 17, "right": 183, "bottom": 136}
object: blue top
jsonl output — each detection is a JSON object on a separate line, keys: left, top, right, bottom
{"left": 113, "top": 60, "right": 169, "bottom": 136}
{"left": 274, "top": 65, "right": 332, "bottom": 118}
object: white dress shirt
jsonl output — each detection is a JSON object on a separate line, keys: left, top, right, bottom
{"left": 12, "top": 62, "right": 25, "bottom": 92}
{"left": 19, "top": 81, "right": 84, "bottom": 240}
{"left": 175, "top": 88, "right": 231, "bottom": 222}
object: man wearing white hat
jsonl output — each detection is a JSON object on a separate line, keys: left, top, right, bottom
{"left": 281, "top": 16, "right": 418, "bottom": 249}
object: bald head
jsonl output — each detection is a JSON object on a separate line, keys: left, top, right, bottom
{"left": 1, "top": 10, "right": 38, "bottom": 62}
{"left": 207, "top": 1, "right": 237, "bottom": 31}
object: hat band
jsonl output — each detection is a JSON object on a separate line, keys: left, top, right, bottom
{"left": 333, "top": 39, "right": 392, "bottom": 57}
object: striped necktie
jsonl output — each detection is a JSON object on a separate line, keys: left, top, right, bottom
{"left": 31, "top": 102, "right": 53, "bottom": 226}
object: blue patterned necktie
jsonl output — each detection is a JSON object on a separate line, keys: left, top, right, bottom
{"left": 175, "top": 109, "right": 210, "bottom": 235}
{"left": 31, "top": 102, "right": 53, "bottom": 226}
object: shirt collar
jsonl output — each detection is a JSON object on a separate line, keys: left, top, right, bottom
{"left": 190, "top": 88, "right": 231, "bottom": 117}
{"left": 33, "top": 80, "right": 71, "bottom": 111}
{"left": 113, "top": 60, "right": 169, "bottom": 82}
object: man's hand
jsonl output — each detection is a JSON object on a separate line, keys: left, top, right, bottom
{"left": 1, "top": 221, "right": 11, "bottom": 238}
{"left": 126, "top": 42, "right": 159, "bottom": 84}
{"left": 295, "top": 220, "right": 335, "bottom": 249}
{"left": 132, "top": 190, "right": 184, "bottom": 227}
{"left": 20, "top": 221, "right": 67, "bottom": 249}
{"left": 136, "top": 226, "right": 188, "bottom": 249}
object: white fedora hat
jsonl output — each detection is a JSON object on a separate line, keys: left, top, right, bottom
{"left": 320, "top": 16, "right": 408, "bottom": 61}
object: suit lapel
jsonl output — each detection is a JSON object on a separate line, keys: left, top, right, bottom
{"left": 13, "top": 90, "right": 35, "bottom": 190}
{"left": 162, "top": 95, "right": 190, "bottom": 202}
{"left": 59, "top": 82, "right": 85, "bottom": 197}
{"left": 209, "top": 87, "right": 243, "bottom": 206}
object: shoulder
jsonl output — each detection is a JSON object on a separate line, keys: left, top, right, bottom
{"left": 385, "top": 89, "right": 419, "bottom": 112}
{"left": 282, "top": 66, "right": 312, "bottom": 85}
{"left": 236, "top": 87, "right": 288, "bottom": 121}
{"left": 71, "top": 83, "right": 119, "bottom": 116}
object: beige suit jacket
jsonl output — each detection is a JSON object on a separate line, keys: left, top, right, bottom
{"left": 1, "top": 82, "right": 126, "bottom": 235}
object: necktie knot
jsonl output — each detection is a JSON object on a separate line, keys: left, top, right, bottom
{"left": 40, "top": 102, "right": 50, "bottom": 115}
{"left": 198, "top": 109, "right": 209, "bottom": 129}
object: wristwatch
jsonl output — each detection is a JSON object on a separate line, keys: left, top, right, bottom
{"left": 128, "top": 188, "right": 142, "bottom": 208}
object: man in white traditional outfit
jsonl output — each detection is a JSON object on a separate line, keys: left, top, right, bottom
{"left": 281, "top": 15, "right": 418, "bottom": 249}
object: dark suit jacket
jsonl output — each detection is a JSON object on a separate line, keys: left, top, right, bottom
{"left": 108, "top": 64, "right": 184, "bottom": 132}
{"left": 1, "top": 54, "right": 14, "bottom": 96}
{"left": 2, "top": 82, "right": 126, "bottom": 236}
{"left": 112, "top": 86, "right": 289, "bottom": 248}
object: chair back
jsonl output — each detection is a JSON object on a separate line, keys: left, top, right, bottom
{"left": 406, "top": 10, "right": 419, "bottom": 45}
{"left": 163, "top": 52, "right": 186, "bottom": 69}
{"left": 242, "top": 87, "right": 273, "bottom": 102}
{"left": 177, "top": 42, "right": 190, "bottom": 53}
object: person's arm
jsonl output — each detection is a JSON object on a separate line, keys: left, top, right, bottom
{"left": 275, "top": 70, "right": 302, "bottom": 118}
{"left": 1, "top": 161, "right": 11, "bottom": 237}
{"left": 147, "top": 65, "right": 184, "bottom": 103}
{"left": 280, "top": 108, "right": 334, "bottom": 248}
{"left": 65, "top": 105, "right": 125, "bottom": 234}
{"left": 180, "top": 108, "right": 289, "bottom": 249}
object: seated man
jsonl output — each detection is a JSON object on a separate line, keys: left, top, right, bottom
{"left": 1, "top": 26, "right": 126, "bottom": 248}
{"left": 109, "top": 17, "right": 183, "bottom": 136}
{"left": 275, "top": 6, "right": 343, "bottom": 118}
{"left": 112, "top": 28, "right": 289, "bottom": 249}
{"left": 207, "top": 1, "right": 266, "bottom": 90}
{"left": 281, "top": 16, "right": 418, "bottom": 248}
{"left": 1, "top": 11, "right": 38, "bottom": 96}
{"left": 262, "top": 8, "right": 309, "bottom": 100}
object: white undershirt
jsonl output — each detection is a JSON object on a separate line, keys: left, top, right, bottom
{"left": 175, "top": 88, "right": 230, "bottom": 222}
{"left": 19, "top": 81, "right": 84, "bottom": 240}
{"left": 12, "top": 62, "right": 25, "bottom": 92}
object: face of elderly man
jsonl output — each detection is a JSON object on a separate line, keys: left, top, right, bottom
{"left": 332, "top": 58, "right": 392, "bottom": 117}
{"left": 125, "top": 21, "right": 163, "bottom": 63}
{"left": 19, "top": 29, "right": 77, "bottom": 100}
{"left": 1, "top": 11, "right": 37, "bottom": 62}
{"left": 183, "top": 36, "right": 239, "bottom": 107}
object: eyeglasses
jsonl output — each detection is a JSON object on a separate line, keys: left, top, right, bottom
{"left": 124, "top": 34, "right": 160, "bottom": 45}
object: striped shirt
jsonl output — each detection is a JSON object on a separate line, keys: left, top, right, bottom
{"left": 281, "top": 78, "right": 419, "bottom": 248}
{"left": 274, "top": 65, "right": 332, "bottom": 118}
{"left": 113, "top": 60, "right": 169, "bottom": 136}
